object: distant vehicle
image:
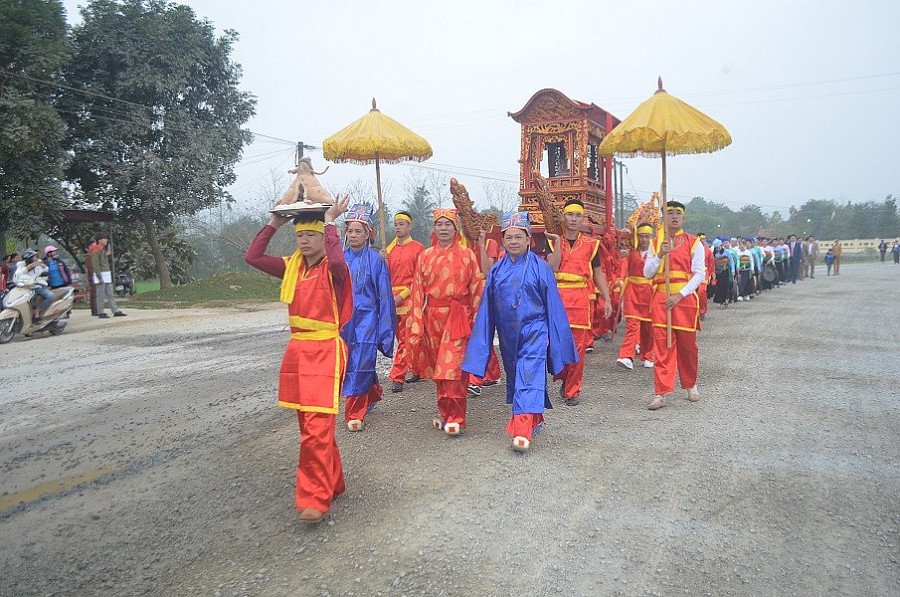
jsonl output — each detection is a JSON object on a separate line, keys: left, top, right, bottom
{"left": 115, "top": 265, "right": 135, "bottom": 296}
{"left": 0, "top": 282, "right": 74, "bottom": 343}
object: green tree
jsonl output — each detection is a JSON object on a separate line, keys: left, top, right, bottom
{"left": 62, "top": 0, "right": 256, "bottom": 288}
{"left": 0, "top": 0, "right": 69, "bottom": 248}
{"left": 400, "top": 184, "right": 437, "bottom": 245}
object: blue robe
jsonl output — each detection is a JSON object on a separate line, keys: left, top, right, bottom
{"left": 463, "top": 250, "right": 578, "bottom": 414}
{"left": 341, "top": 245, "right": 396, "bottom": 397}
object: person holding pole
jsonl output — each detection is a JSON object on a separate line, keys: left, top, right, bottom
{"left": 643, "top": 201, "right": 705, "bottom": 411}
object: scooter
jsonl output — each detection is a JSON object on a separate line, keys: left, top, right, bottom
{"left": 115, "top": 265, "right": 135, "bottom": 296}
{"left": 0, "top": 282, "right": 74, "bottom": 344}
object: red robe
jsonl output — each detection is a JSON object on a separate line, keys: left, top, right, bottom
{"left": 617, "top": 248, "right": 654, "bottom": 362}
{"left": 649, "top": 231, "right": 701, "bottom": 395}
{"left": 407, "top": 240, "right": 482, "bottom": 381}
{"left": 471, "top": 238, "right": 502, "bottom": 385}
{"left": 552, "top": 233, "right": 600, "bottom": 399}
{"left": 385, "top": 236, "right": 425, "bottom": 383}
{"left": 245, "top": 224, "right": 351, "bottom": 513}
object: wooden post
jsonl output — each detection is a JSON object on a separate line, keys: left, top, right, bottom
{"left": 375, "top": 154, "right": 387, "bottom": 249}
{"left": 662, "top": 151, "right": 672, "bottom": 348}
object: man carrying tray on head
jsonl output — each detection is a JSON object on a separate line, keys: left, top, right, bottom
{"left": 244, "top": 177, "right": 352, "bottom": 524}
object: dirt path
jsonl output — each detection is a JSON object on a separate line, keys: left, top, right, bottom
{"left": 1, "top": 262, "right": 898, "bottom": 596}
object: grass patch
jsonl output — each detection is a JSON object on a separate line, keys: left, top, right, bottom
{"left": 125, "top": 271, "right": 280, "bottom": 308}
{"left": 135, "top": 279, "right": 161, "bottom": 294}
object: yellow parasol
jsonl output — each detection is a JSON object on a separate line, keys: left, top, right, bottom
{"left": 323, "top": 99, "right": 433, "bottom": 244}
{"left": 599, "top": 77, "right": 731, "bottom": 344}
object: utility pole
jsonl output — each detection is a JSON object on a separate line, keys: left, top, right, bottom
{"left": 295, "top": 141, "right": 319, "bottom": 166}
{"left": 613, "top": 159, "right": 628, "bottom": 227}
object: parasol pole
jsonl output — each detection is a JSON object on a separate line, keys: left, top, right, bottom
{"left": 374, "top": 153, "right": 387, "bottom": 249}
{"left": 662, "top": 150, "right": 673, "bottom": 348}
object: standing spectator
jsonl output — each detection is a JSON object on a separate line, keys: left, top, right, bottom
{"left": 1, "top": 253, "right": 17, "bottom": 291}
{"left": 244, "top": 191, "right": 353, "bottom": 524}
{"left": 824, "top": 249, "right": 836, "bottom": 275}
{"left": 406, "top": 209, "right": 483, "bottom": 436}
{"left": 787, "top": 234, "right": 802, "bottom": 284}
{"left": 806, "top": 236, "right": 819, "bottom": 278}
{"left": 832, "top": 240, "right": 842, "bottom": 275}
{"left": 340, "top": 204, "right": 396, "bottom": 432}
{"left": 90, "top": 234, "right": 126, "bottom": 319}
{"left": 85, "top": 238, "right": 100, "bottom": 315}
{"left": 43, "top": 246, "right": 73, "bottom": 289}
{"left": 712, "top": 241, "right": 734, "bottom": 308}
{"left": 799, "top": 237, "right": 809, "bottom": 280}
{"left": 878, "top": 240, "right": 888, "bottom": 262}
{"left": 892, "top": 241, "right": 900, "bottom": 264}
{"left": 463, "top": 211, "right": 577, "bottom": 452}
{"left": 735, "top": 239, "right": 754, "bottom": 301}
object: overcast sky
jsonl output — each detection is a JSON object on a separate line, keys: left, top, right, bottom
{"left": 62, "top": 0, "right": 899, "bottom": 216}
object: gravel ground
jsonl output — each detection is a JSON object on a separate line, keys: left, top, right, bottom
{"left": 1, "top": 261, "right": 898, "bottom": 596}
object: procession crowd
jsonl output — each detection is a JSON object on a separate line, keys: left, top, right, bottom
{"left": 243, "top": 171, "right": 741, "bottom": 523}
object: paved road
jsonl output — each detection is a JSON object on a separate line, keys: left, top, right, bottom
{"left": 1, "top": 261, "right": 898, "bottom": 596}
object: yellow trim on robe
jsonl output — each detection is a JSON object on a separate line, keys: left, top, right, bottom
{"left": 289, "top": 315, "right": 339, "bottom": 332}
{"left": 625, "top": 276, "right": 652, "bottom": 285}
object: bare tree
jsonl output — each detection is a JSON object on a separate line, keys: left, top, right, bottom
{"left": 481, "top": 180, "right": 521, "bottom": 215}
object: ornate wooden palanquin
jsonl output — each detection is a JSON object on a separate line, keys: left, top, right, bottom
{"left": 508, "top": 89, "right": 620, "bottom": 235}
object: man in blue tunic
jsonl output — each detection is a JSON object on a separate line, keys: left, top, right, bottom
{"left": 463, "top": 211, "right": 578, "bottom": 452}
{"left": 342, "top": 204, "right": 396, "bottom": 432}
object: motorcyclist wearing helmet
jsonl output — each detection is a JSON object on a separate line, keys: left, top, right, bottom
{"left": 43, "top": 245, "right": 73, "bottom": 289}
{"left": 13, "top": 250, "right": 55, "bottom": 320}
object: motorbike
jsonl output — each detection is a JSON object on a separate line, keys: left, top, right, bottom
{"left": 0, "top": 282, "right": 74, "bottom": 344}
{"left": 115, "top": 265, "right": 135, "bottom": 296}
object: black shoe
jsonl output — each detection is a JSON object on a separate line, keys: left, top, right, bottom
{"left": 467, "top": 383, "right": 482, "bottom": 396}
{"left": 565, "top": 397, "right": 580, "bottom": 406}
{"left": 481, "top": 380, "right": 499, "bottom": 387}
{"left": 391, "top": 381, "right": 404, "bottom": 393}
{"left": 405, "top": 374, "right": 421, "bottom": 383}
{"left": 113, "top": 311, "right": 127, "bottom": 317}
{"left": 97, "top": 313, "right": 110, "bottom": 319}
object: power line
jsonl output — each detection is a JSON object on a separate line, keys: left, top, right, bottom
{"left": 5, "top": 70, "right": 296, "bottom": 146}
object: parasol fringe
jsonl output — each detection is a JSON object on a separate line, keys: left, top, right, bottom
{"left": 324, "top": 155, "right": 432, "bottom": 166}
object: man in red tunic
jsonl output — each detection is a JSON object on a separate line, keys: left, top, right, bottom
{"left": 616, "top": 223, "right": 656, "bottom": 370}
{"left": 384, "top": 211, "right": 425, "bottom": 393}
{"left": 547, "top": 199, "right": 613, "bottom": 406}
{"left": 245, "top": 185, "right": 352, "bottom": 523}
{"left": 644, "top": 201, "right": 706, "bottom": 411}
{"left": 406, "top": 209, "right": 482, "bottom": 436}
